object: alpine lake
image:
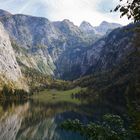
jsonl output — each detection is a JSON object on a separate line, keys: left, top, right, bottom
{"left": 0, "top": 88, "right": 129, "bottom": 140}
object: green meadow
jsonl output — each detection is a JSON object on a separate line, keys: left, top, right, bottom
{"left": 32, "top": 87, "right": 83, "bottom": 104}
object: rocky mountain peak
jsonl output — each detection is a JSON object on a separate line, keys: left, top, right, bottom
{"left": 60, "top": 19, "right": 80, "bottom": 31}
{"left": 95, "top": 21, "right": 122, "bottom": 35}
{"left": 80, "top": 21, "right": 93, "bottom": 28}
{"left": 100, "top": 21, "right": 109, "bottom": 26}
{"left": 53, "top": 19, "right": 84, "bottom": 41}
{"left": 62, "top": 19, "right": 73, "bottom": 24}
{"left": 80, "top": 21, "right": 97, "bottom": 34}
{"left": 0, "top": 9, "right": 12, "bottom": 17}
{"left": 0, "top": 9, "right": 133, "bottom": 82}
{"left": 100, "top": 21, "right": 121, "bottom": 27}
{"left": 79, "top": 20, "right": 122, "bottom": 36}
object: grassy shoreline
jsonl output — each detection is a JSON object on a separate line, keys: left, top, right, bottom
{"left": 32, "top": 87, "right": 83, "bottom": 104}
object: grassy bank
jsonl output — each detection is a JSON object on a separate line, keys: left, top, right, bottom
{"left": 32, "top": 87, "right": 83, "bottom": 104}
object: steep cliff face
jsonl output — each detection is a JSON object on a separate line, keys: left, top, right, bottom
{"left": 53, "top": 19, "right": 88, "bottom": 46}
{"left": 57, "top": 23, "right": 138, "bottom": 80}
{"left": 0, "top": 22, "right": 26, "bottom": 89}
{"left": 80, "top": 21, "right": 97, "bottom": 35}
{"left": 0, "top": 13, "right": 65, "bottom": 75}
{"left": 85, "top": 23, "right": 137, "bottom": 74}
{"left": 0, "top": 11, "right": 93, "bottom": 76}
{"left": 79, "top": 21, "right": 101, "bottom": 45}
{"left": 0, "top": 9, "right": 135, "bottom": 81}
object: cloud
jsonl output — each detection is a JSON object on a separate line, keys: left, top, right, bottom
{"left": 41, "top": 0, "right": 130, "bottom": 25}
{"left": 0, "top": 0, "right": 130, "bottom": 26}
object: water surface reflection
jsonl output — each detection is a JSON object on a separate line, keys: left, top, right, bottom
{"left": 0, "top": 100, "right": 91, "bottom": 140}
{"left": 0, "top": 99, "right": 123, "bottom": 140}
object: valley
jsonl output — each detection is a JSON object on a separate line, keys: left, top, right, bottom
{"left": 0, "top": 8, "right": 139, "bottom": 140}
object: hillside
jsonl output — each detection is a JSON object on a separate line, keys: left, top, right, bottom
{"left": 0, "top": 9, "right": 139, "bottom": 96}
{"left": 0, "top": 22, "right": 27, "bottom": 91}
{"left": 0, "top": 9, "right": 122, "bottom": 80}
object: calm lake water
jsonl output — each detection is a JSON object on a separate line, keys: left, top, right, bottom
{"left": 0, "top": 96, "right": 124, "bottom": 140}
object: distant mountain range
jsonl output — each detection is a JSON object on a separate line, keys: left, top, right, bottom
{"left": 80, "top": 20, "right": 121, "bottom": 35}
{"left": 0, "top": 9, "right": 138, "bottom": 90}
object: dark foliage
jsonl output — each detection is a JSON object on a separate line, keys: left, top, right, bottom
{"left": 1, "top": 85, "right": 29, "bottom": 100}
{"left": 112, "top": 0, "right": 140, "bottom": 22}
{"left": 61, "top": 114, "right": 132, "bottom": 140}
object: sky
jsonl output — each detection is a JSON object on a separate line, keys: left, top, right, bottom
{"left": 0, "top": 0, "right": 130, "bottom": 26}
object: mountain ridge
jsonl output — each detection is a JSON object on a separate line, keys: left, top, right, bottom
{"left": 0, "top": 9, "right": 136, "bottom": 82}
{"left": 80, "top": 20, "right": 122, "bottom": 35}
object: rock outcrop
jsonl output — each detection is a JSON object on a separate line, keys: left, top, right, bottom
{"left": 0, "top": 21, "right": 27, "bottom": 89}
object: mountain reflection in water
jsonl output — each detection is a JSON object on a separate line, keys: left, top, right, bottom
{"left": 0, "top": 98, "right": 124, "bottom": 140}
{"left": 0, "top": 99, "right": 93, "bottom": 140}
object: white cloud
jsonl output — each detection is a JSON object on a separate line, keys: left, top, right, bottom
{"left": 39, "top": 0, "right": 130, "bottom": 26}
{"left": 0, "top": 0, "right": 130, "bottom": 26}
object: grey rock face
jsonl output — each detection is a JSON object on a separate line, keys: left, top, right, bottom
{"left": 0, "top": 14, "right": 65, "bottom": 75}
{"left": 57, "top": 23, "right": 137, "bottom": 79}
{"left": 0, "top": 9, "right": 135, "bottom": 81}
{"left": 0, "top": 22, "right": 26, "bottom": 89}
{"left": 0, "top": 12, "right": 93, "bottom": 76}
{"left": 95, "top": 21, "right": 122, "bottom": 35}
{"left": 84, "top": 23, "right": 137, "bottom": 74}
{"left": 80, "top": 20, "right": 122, "bottom": 36}
{"left": 79, "top": 21, "right": 101, "bottom": 45}
{"left": 1, "top": 14, "right": 63, "bottom": 49}
{"left": 80, "top": 21, "right": 97, "bottom": 35}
